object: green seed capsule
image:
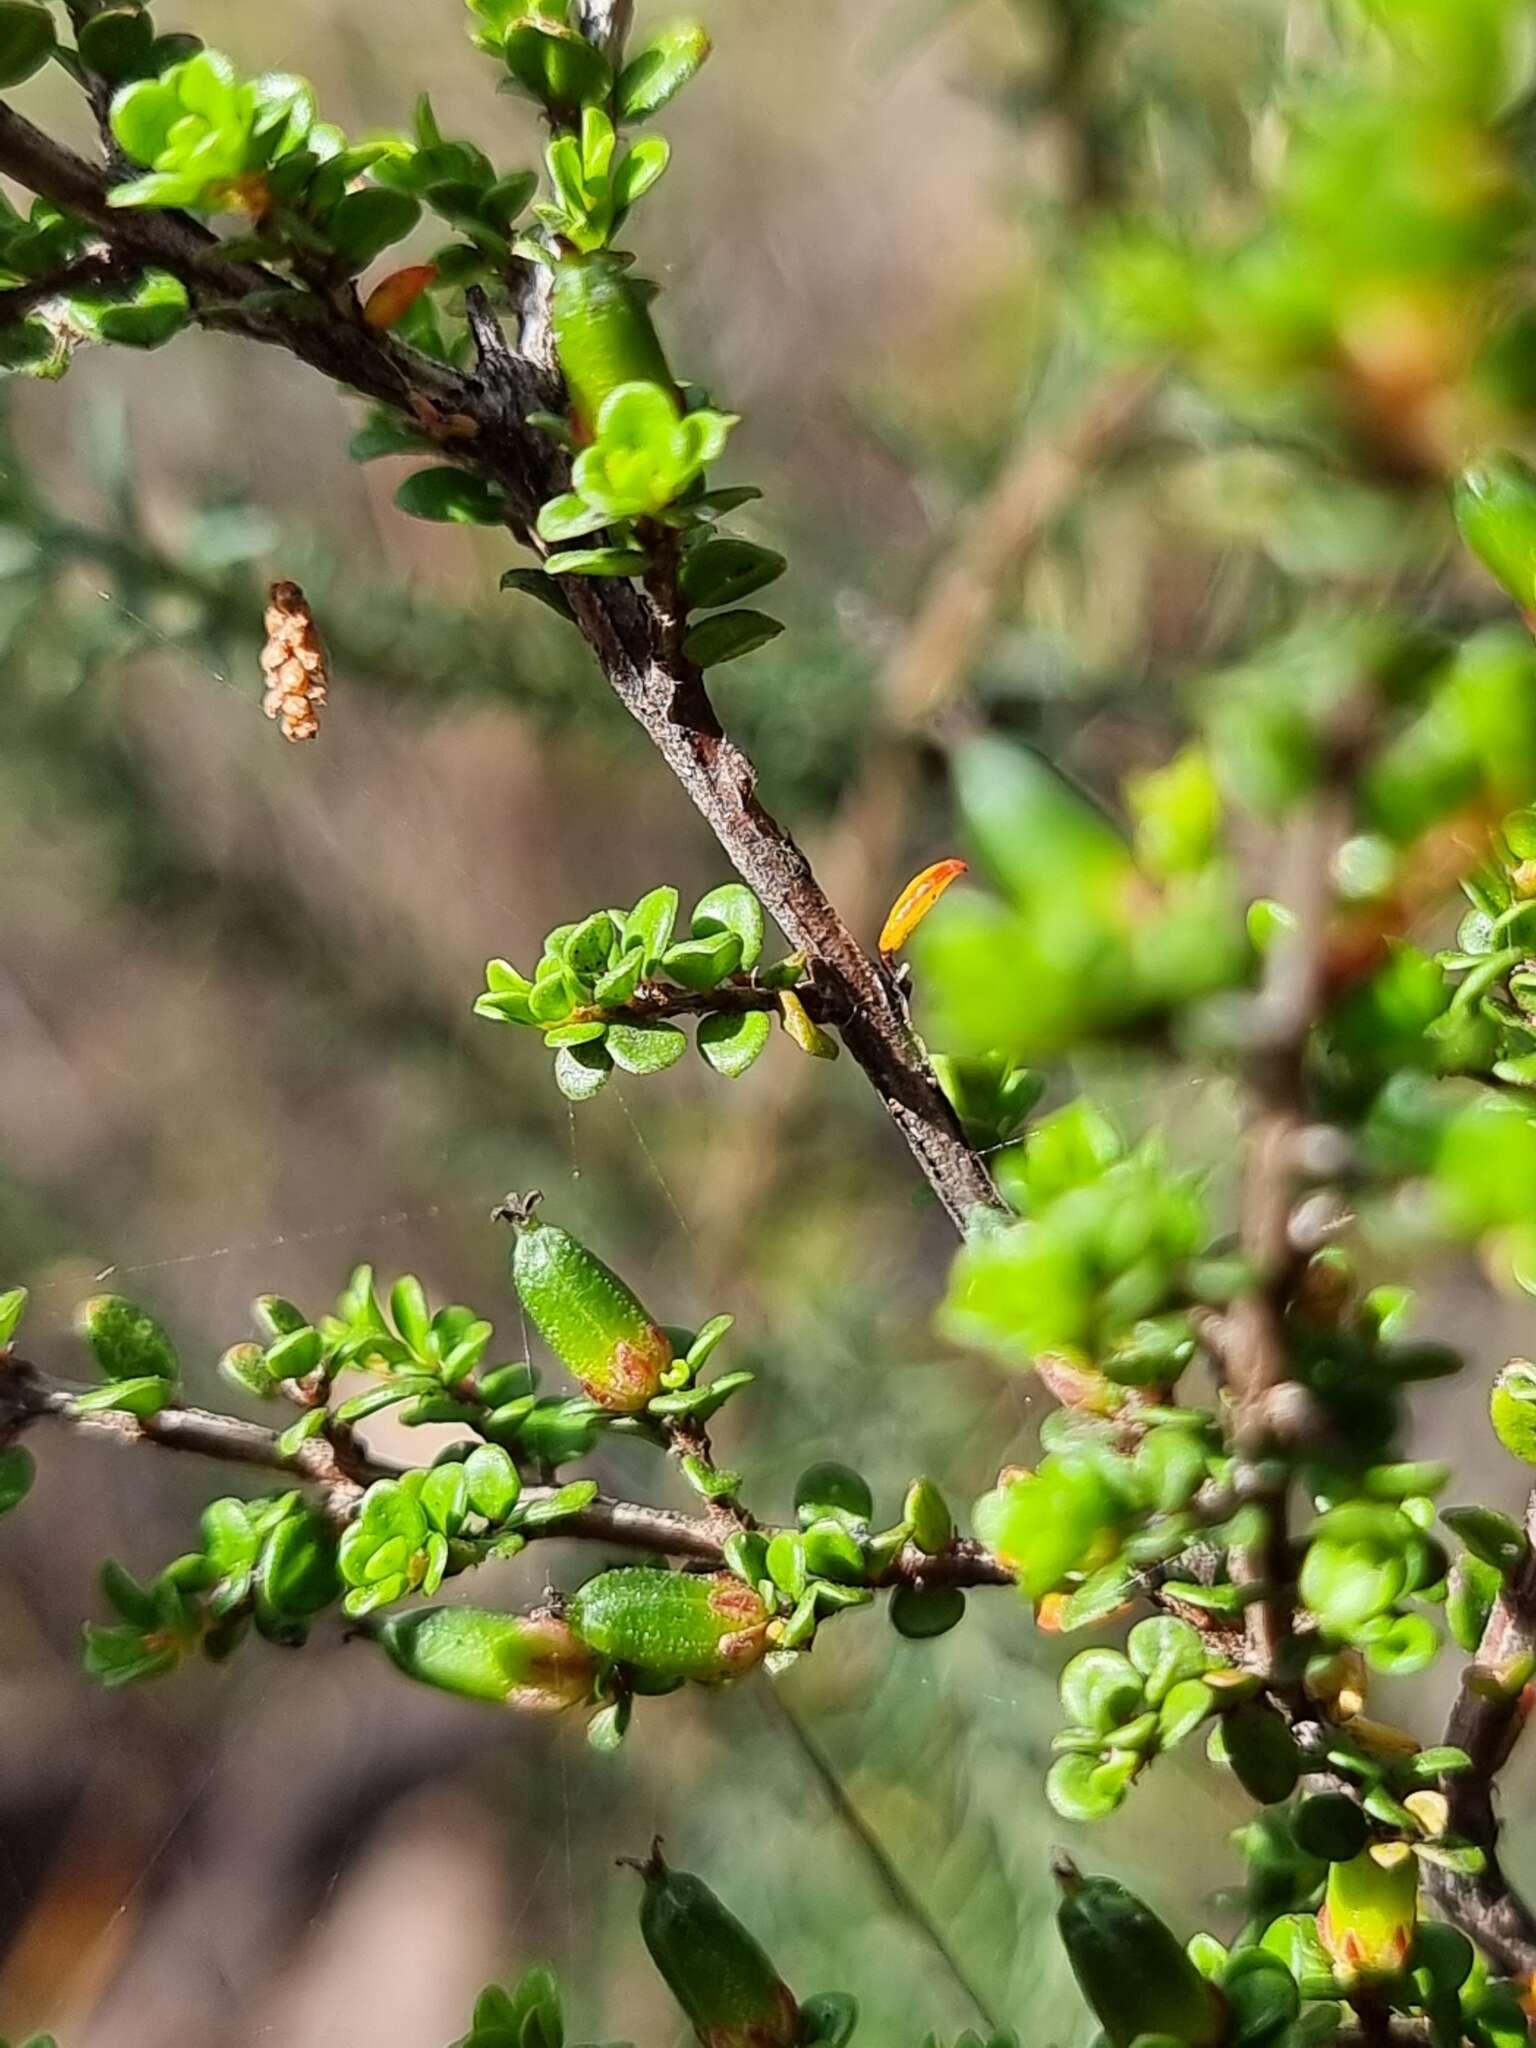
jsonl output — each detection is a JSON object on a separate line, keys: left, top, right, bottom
{"left": 1054, "top": 1858, "right": 1226, "bottom": 2048}
{"left": 550, "top": 251, "right": 676, "bottom": 438}
{"left": 567, "top": 1567, "right": 770, "bottom": 1683}
{"left": 379, "top": 1605, "right": 596, "bottom": 1710}
{"left": 497, "top": 1191, "right": 671, "bottom": 1412}
{"left": 629, "top": 1841, "right": 801, "bottom": 2048}
{"left": 1318, "top": 1845, "right": 1418, "bottom": 1978}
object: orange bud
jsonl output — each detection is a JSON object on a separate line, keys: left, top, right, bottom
{"left": 878, "top": 858, "right": 967, "bottom": 956}
{"left": 214, "top": 171, "right": 272, "bottom": 220}
{"left": 363, "top": 264, "right": 438, "bottom": 331}
{"left": 1035, "top": 1594, "right": 1070, "bottom": 1632}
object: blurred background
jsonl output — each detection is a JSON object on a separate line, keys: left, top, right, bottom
{"left": 3, "top": 0, "right": 1536, "bottom": 2041}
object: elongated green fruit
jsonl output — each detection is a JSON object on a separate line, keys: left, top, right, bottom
{"left": 550, "top": 252, "right": 676, "bottom": 437}
{"left": 1054, "top": 1857, "right": 1226, "bottom": 2048}
{"left": 567, "top": 1567, "right": 770, "bottom": 1682}
{"left": 628, "top": 1841, "right": 801, "bottom": 2047}
{"left": 497, "top": 1191, "right": 671, "bottom": 1411}
{"left": 379, "top": 1606, "right": 596, "bottom": 1710}
{"left": 1318, "top": 1846, "right": 1418, "bottom": 1977}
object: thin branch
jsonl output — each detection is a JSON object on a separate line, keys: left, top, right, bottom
{"left": 0, "top": 248, "right": 136, "bottom": 321}
{"left": 0, "top": 1352, "right": 1014, "bottom": 1587}
{"left": 691, "top": 367, "right": 1157, "bottom": 1276}
{"left": 1219, "top": 794, "right": 1350, "bottom": 1683}
{"left": 593, "top": 976, "right": 842, "bottom": 1025}
{"left": 1423, "top": 1486, "right": 1536, "bottom": 1974}
{"left": 759, "top": 1684, "right": 1004, "bottom": 2037}
{"left": 0, "top": 1352, "right": 392, "bottom": 1520}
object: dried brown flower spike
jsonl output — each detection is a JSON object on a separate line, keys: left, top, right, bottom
{"left": 260, "top": 580, "right": 328, "bottom": 742}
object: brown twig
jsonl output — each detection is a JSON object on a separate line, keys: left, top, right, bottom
{"left": 1423, "top": 1487, "right": 1536, "bottom": 1974}
{"left": 0, "top": 248, "right": 139, "bottom": 322}
{"left": 0, "top": 1352, "right": 1013, "bottom": 1587}
{"left": 0, "top": 100, "right": 999, "bottom": 1232}
{"left": 1216, "top": 795, "right": 1350, "bottom": 1683}
{"left": 691, "top": 367, "right": 1157, "bottom": 1276}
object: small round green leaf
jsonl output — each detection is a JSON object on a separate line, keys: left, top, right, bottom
{"left": 1224, "top": 1701, "right": 1300, "bottom": 1805}
{"left": 660, "top": 930, "right": 742, "bottom": 990}
{"left": 394, "top": 467, "right": 508, "bottom": 525}
{"left": 691, "top": 881, "right": 766, "bottom": 969}
{"left": 889, "top": 1582, "right": 966, "bottom": 1639}
{"left": 76, "top": 1294, "right": 179, "bottom": 1382}
{"left": 1127, "top": 1615, "right": 1207, "bottom": 1690}
{"left": 1360, "top": 1611, "right": 1439, "bottom": 1675}
{"left": 1222, "top": 1951, "right": 1299, "bottom": 2047}
{"left": 325, "top": 187, "right": 421, "bottom": 270}
{"left": 554, "top": 1038, "right": 613, "bottom": 1100}
{"left": 798, "top": 1990, "right": 859, "bottom": 2048}
{"left": 78, "top": 4, "right": 154, "bottom": 80}
{"left": 1156, "top": 1677, "right": 1215, "bottom": 1749}
{"left": 679, "top": 537, "right": 786, "bottom": 610}
{"left": 605, "top": 1019, "right": 687, "bottom": 1074}
{"left": 501, "top": 22, "right": 612, "bottom": 111}
{"left": 1059, "top": 1647, "right": 1143, "bottom": 1734}
{"left": 463, "top": 1443, "right": 521, "bottom": 1523}
{"left": 1046, "top": 1749, "right": 1135, "bottom": 1822}
{"left": 1298, "top": 1535, "right": 1407, "bottom": 1634}
{"left": 1292, "top": 1792, "right": 1368, "bottom": 1863}
{"left": 696, "top": 1007, "right": 770, "bottom": 1079}
{"left": 795, "top": 1461, "right": 873, "bottom": 1525}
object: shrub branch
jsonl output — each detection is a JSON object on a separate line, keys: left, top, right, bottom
{"left": 0, "top": 98, "right": 999, "bottom": 1234}
{"left": 0, "top": 1351, "right": 1012, "bottom": 1588}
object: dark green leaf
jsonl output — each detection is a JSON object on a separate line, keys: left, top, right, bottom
{"left": 79, "top": 7, "right": 155, "bottom": 82}
{"left": 889, "top": 1582, "right": 966, "bottom": 1638}
{"left": 795, "top": 1461, "right": 873, "bottom": 1524}
{"left": 0, "top": 2, "right": 55, "bottom": 88}
{"left": 395, "top": 468, "right": 508, "bottom": 525}
{"left": 682, "top": 607, "right": 784, "bottom": 668}
{"left": 324, "top": 188, "right": 421, "bottom": 270}
{"left": 1225, "top": 1702, "right": 1300, "bottom": 1805}
{"left": 1291, "top": 1791, "right": 1368, "bottom": 1862}
{"left": 679, "top": 537, "right": 786, "bottom": 610}
{"left": 0, "top": 1444, "right": 34, "bottom": 1518}
{"left": 500, "top": 566, "right": 576, "bottom": 621}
